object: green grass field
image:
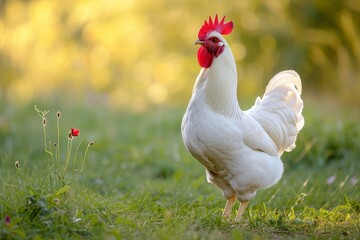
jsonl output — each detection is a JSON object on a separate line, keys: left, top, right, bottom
{"left": 0, "top": 102, "right": 359, "bottom": 239}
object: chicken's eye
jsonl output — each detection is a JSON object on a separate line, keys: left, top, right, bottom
{"left": 210, "top": 37, "right": 219, "bottom": 43}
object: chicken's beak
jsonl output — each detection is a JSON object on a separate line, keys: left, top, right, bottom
{"left": 194, "top": 39, "right": 206, "bottom": 45}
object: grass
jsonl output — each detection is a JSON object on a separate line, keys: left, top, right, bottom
{"left": 0, "top": 101, "right": 359, "bottom": 239}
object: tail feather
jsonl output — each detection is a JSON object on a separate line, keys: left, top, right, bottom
{"left": 265, "top": 70, "right": 302, "bottom": 95}
{"left": 247, "top": 70, "right": 304, "bottom": 155}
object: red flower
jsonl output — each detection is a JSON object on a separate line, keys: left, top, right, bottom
{"left": 71, "top": 128, "right": 80, "bottom": 137}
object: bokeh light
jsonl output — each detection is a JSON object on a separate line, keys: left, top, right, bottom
{"left": 0, "top": 0, "right": 359, "bottom": 109}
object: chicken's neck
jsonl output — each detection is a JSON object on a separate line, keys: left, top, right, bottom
{"left": 202, "top": 49, "right": 242, "bottom": 117}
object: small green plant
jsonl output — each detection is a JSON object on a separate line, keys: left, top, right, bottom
{"left": 34, "top": 106, "right": 95, "bottom": 192}
{"left": 1, "top": 106, "right": 96, "bottom": 239}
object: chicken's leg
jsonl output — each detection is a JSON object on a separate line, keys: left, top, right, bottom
{"left": 222, "top": 194, "right": 236, "bottom": 219}
{"left": 235, "top": 201, "right": 249, "bottom": 222}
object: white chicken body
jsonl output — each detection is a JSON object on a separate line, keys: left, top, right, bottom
{"left": 181, "top": 22, "right": 304, "bottom": 220}
{"left": 182, "top": 84, "right": 284, "bottom": 202}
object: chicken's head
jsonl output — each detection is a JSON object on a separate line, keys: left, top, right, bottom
{"left": 196, "top": 15, "right": 234, "bottom": 68}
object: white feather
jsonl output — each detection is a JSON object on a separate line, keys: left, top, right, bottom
{"left": 247, "top": 70, "right": 304, "bottom": 154}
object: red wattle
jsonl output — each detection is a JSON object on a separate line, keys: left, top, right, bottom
{"left": 197, "top": 46, "right": 213, "bottom": 68}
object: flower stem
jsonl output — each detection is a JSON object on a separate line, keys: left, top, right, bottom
{"left": 64, "top": 138, "right": 72, "bottom": 175}
{"left": 73, "top": 139, "right": 83, "bottom": 171}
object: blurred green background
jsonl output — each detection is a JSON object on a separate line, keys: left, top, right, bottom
{"left": 0, "top": 0, "right": 359, "bottom": 110}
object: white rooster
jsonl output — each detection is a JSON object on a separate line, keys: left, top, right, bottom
{"left": 181, "top": 15, "right": 304, "bottom": 221}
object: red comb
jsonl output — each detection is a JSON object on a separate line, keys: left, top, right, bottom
{"left": 198, "top": 15, "right": 234, "bottom": 39}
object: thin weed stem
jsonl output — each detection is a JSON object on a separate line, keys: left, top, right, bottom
{"left": 65, "top": 138, "right": 73, "bottom": 175}
{"left": 35, "top": 106, "right": 52, "bottom": 181}
{"left": 73, "top": 139, "right": 83, "bottom": 172}
{"left": 48, "top": 140, "right": 55, "bottom": 167}
{"left": 15, "top": 163, "right": 20, "bottom": 187}
{"left": 81, "top": 142, "right": 95, "bottom": 172}
{"left": 55, "top": 171, "right": 66, "bottom": 187}
{"left": 56, "top": 111, "right": 61, "bottom": 166}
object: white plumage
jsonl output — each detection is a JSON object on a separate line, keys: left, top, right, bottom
{"left": 181, "top": 19, "right": 304, "bottom": 221}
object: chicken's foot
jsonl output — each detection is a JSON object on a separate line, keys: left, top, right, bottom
{"left": 235, "top": 201, "right": 249, "bottom": 222}
{"left": 222, "top": 194, "right": 236, "bottom": 219}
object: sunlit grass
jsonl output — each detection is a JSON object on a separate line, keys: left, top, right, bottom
{"left": 0, "top": 102, "right": 359, "bottom": 239}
